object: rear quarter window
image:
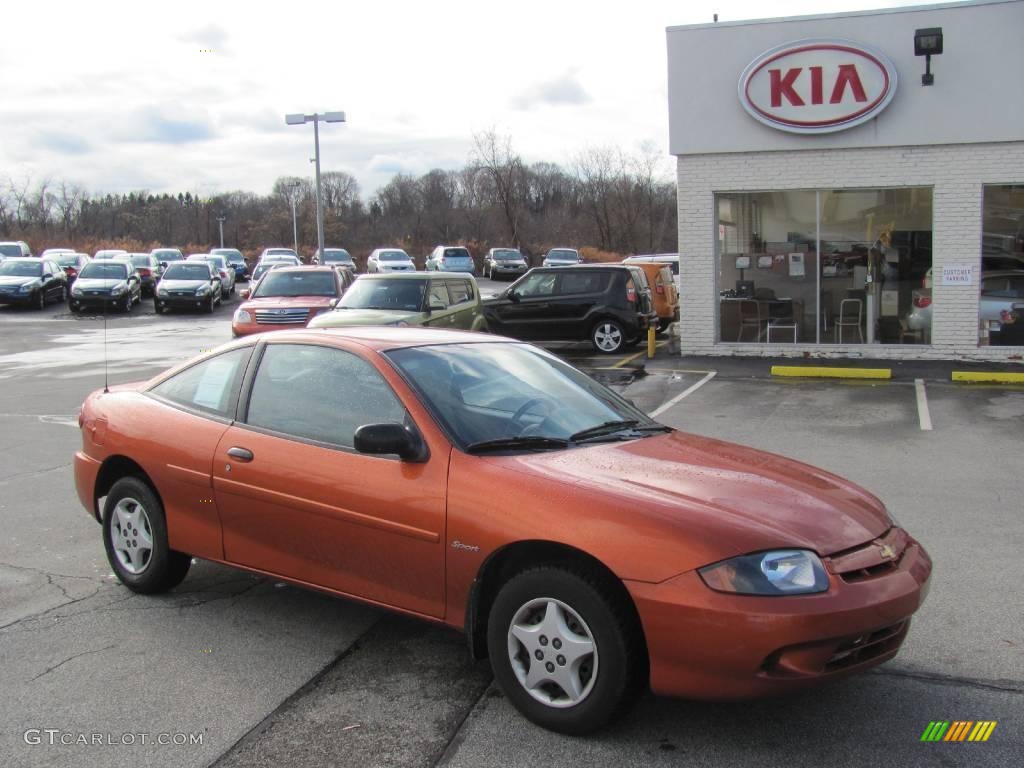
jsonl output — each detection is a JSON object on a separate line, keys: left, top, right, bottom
{"left": 558, "top": 272, "right": 607, "bottom": 295}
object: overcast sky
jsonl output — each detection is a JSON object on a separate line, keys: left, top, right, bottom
{"left": 1, "top": 0, "right": 939, "bottom": 200}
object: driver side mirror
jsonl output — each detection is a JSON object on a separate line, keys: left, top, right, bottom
{"left": 43, "top": 273, "right": 53, "bottom": 280}
{"left": 506, "top": 289, "right": 519, "bottom": 303}
{"left": 328, "top": 297, "right": 338, "bottom": 308}
{"left": 241, "top": 289, "right": 250, "bottom": 299}
{"left": 354, "top": 423, "right": 427, "bottom": 462}
{"left": 160, "top": 261, "right": 168, "bottom": 268}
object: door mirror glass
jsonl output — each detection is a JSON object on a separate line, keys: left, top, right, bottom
{"left": 241, "top": 289, "right": 250, "bottom": 299}
{"left": 507, "top": 289, "right": 519, "bottom": 303}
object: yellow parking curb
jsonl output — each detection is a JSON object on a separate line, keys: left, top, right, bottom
{"left": 951, "top": 371, "right": 1024, "bottom": 383}
{"left": 771, "top": 366, "right": 891, "bottom": 379}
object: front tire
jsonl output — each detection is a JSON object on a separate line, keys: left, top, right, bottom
{"left": 205, "top": 295, "right": 216, "bottom": 314}
{"left": 486, "top": 566, "right": 639, "bottom": 735}
{"left": 102, "top": 477, "right": 191, "bottom": 594}
{"left": 36, "top": 290, "right": 46, "bottom": 310}
{"left": 591, "top": 320, "right": 626, "bottom": 354}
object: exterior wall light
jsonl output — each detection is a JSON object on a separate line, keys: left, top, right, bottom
{"left": 914, "top": 27, "right": 943, "bottom": 86}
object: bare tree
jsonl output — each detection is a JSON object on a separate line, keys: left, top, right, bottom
{"left": 472, "top": 130, "right": 526, "bottom": 247}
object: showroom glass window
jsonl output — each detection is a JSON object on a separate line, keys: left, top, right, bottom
{"left": 715, "top": 188, "right": 933, "bottom": 344}
{"left": 980, "top": 185, "right": 1024, "bottom": 347}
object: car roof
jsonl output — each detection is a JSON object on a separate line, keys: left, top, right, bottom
{"left": 2, "top": 257, "right": 40, "bottom": 263}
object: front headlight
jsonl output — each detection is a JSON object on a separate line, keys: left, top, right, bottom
{"left": 157, "top": 287, "right": 168, "bottom": 297}
{"left": 111, "top": 283, "right": 127, "bottom": 296}
{"left": 71, "top": 284, "right": 82, "bottom": 296}
{"left": 233, "top": 309, "right": 252, "bottom": 324}
{"left": 196, "top": 284, "right": 211, "bottom": 296}
{"left": 699, "top": 549, "right": 829, "bottom": 595}
{"left": 19, "top": 281, "right": 39, "bottom": 293}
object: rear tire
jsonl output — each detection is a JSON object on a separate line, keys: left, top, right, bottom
{"left": 591, "top": 320, "right": 626, "bottom": 354}
{"left": 486, "top": 565, "right": 640, "bottom": 735}
{"left": 102, "top": 477, "right": 191, "bottom": 594}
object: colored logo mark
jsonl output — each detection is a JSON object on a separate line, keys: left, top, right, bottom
{"left": 920, "top": 721, "right": 997, "bottom": 742}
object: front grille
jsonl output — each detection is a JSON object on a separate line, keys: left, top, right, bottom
{"left": 827, "top": 527, "right": 909, "bottom": 584}
{"left": 823, "top": 622, "right": 907, "bottom": 672}
{"left": 255, "top": 308, "right": 309, "bottom": 325}
{"left": 171, "top": 291, "right": 194, "bottom": 297}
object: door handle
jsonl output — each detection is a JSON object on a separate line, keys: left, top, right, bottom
{"left": 227, "top": 447, "right": 254, "bottom": 462}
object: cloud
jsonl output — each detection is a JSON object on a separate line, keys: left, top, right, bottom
{"left": 37, "top": 132, "right": 92, "bottom": 155}
{"left": 178, "top": 23, "right": 229, "bottom": 53}
{"left": 126, "top": 108, "right": 217, "bottom": 145}
{"left": 512, "top": 72, "right": 591, "bottom": 110}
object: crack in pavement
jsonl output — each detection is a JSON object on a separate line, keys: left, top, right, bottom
{"left": 870, "top": 668, "right": 1024, "bottom": 694}
{"left": 30, "top": 643, "right": 117, "bottom": 682}
{"left": 0, "top": 462, "right": 72, "bottom": 485}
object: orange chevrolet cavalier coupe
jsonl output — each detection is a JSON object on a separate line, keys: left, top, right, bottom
{"left": 74, "top": 328, "right": 931, "bottom": 734}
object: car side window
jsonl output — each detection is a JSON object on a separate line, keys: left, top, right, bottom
{"left": 448, "top": 279, "right": 473, "bottom": 305}
{"left": 515, "top": 272, "right": 558, "bottom": 298}
{"left": 558, "top": 272, "right": 606, "bottom": 295}
{"left": 245, "top": 344, "right": 407, "bottom": 449}
{"left": 428, "top": 281, "right": 451, "bottom": 307}
{"left": 150, "top": 347, "right": 251, "bottom": 418}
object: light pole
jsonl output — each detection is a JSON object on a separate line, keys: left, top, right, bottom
{"left": 216, "top": 215, "right": 226, "bottom": 248}
{"left": 287, "top": 181, "right": 301, "bottom": 256}
{"left": 285, "top": 111, "right": 346, "bottom": 260}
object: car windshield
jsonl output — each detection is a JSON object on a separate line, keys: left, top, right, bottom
{"left": 0, "top": 245, "right": 23, "bottom": 257}
{"left": 266, "top": 250, "right": 297, "bottom": 257}
{"left": 495, "top": 249, "right": 521, "bottom": 260}
{"left": 379, "top": 251, "right": 410, "bottom": 262}
{"left": 254, "top": 271, "right": 337, "bottom": 297}
{"left": 549, "top": 250, "right": 578, "bottom": 260}
{"left": 339, "top": 278, "right": 425, "bottom": 311}
{"left": 265, "top": 255, "right": 299, "bottom": 263}
{"left": 0, "top": 260, "right": 42, "bottom": 276}
{"left": 130, "top": 255, "right": 152, "bottom": 267}
{"left": 56, "top": 255, "right": 82, "bottom": 266}
{"left": 153, "top": 250, "right": 182, "bottom": 260}
{"left": 324, "top": 250, "right": 352, "bottom": 262}
{"left": 79, "top": 263, "right": 128, "bottom": 280}
{"left": 387, "top": 342, "right": 665, "bottom": 451}
{"left": 212, "top": 249, "right": 243, "bottom": 259}
{"left": 163, "top": 263, "right": 210, "bottom": 280}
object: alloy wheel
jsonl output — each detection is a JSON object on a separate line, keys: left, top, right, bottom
{"left": 593, "top": 322, "right": 623, "bottom": 353}
{"left": 110, "top": 497, "right": 154, "bottom": 575}
{"left": 506, "top": 597, "right": 598, "bottom": 708}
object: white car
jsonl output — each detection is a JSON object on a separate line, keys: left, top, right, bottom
{"left": 94, "top": 249, "right": 130, "bottom": 260}
{"left": 259, "top": 247, "right": 300, "bottom": 262}
{"left": 367, "top": 248, "right": 415, "bottom": 273}
{"left": 541, "top": 248, "right": 581, "bottom": 267}
{"left": 186, "top": 253, "right": 235, "bottom": 298}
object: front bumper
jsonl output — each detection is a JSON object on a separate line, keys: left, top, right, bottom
{"left": 492, "top": 264, "right": 527, "bottom": 275}
{"left": 627, "top": 532, "right": 932, "bottom": 700}
{"left": 0, "top": 290, "right": 36, "bottom": 305}
{"left": 74, "top": 450, "right": 103, "bottom": 522}
{"left": 156, "top": 294, "right": 213, "bottom": 311}
{"left": 70, "top": 294, "right": 125, "bottom": 310}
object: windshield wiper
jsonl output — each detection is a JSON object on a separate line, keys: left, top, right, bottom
{"left": 465, "top": 436, "right": 569, "bottom": 454}
{"left": 569, "top": 420, "right": 640, "bottom": 442}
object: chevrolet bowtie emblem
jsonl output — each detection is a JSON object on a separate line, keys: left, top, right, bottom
{"left": 878, "top": 543, "right": 896, "bottom": 560}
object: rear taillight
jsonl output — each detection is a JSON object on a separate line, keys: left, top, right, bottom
{"left": 626, "top": 286, "right": 637, "bottom": 302}
{"left": 913, "top": 296, "right": 932, "bottom": 309}
{"left": 220, "top": 270, "right": 228, "bottom": 278}
{"left": 656, "top": 281, "right": 664, "bottom": 295}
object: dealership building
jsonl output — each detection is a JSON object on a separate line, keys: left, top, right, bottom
{"left": 667, "top": 0, "right": 1024, "bottom": 360}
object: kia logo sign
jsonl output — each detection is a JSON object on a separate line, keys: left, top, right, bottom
{"left": 739, "top": 39, "right": 898, "bottom": 134}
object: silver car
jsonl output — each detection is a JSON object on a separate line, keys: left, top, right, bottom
{"left": 483, "top": 248, "right": 529, "bottom": 279}
{"left": 367, "top": 248, "right": 416, "bottom": 273}
{"left": 186, "top": 253, "right": 235, "bottom": 298}
{"left": 541, "top": 248, "right": 581, "bottom": 267}
{"left": 908, "top": 269, "right": 1024, "bottom": 340}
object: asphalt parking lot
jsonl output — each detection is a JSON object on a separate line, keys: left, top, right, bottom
{"left": 1, "top": 284, "right": 1021, "bottom": 768}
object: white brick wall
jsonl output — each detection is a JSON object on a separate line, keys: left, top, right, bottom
{"left": 676, "top": 142, "right": 1024, "bottom": 362}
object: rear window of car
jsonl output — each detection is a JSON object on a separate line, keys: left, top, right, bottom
{"left": 131, "top": 255, "right": 152, "bottom": 267}
{"left": 444, "top": 248, "right": 471, "bottom": 259}
{"left": 56, "top": 254, "right": 82, "bottom": 267}
{"left": 559, "top": 272, "right": 607, "bottom": 295}
{"left": 446, "top": 280, "right": 474, "bottom": 304}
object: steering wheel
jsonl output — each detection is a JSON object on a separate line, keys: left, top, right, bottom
{"left": 510, "top": 398, "right": 554, "bottom": 433}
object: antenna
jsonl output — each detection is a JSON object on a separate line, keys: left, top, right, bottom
{"left": 103, "top": 288, "right": 109, "bottom": 394}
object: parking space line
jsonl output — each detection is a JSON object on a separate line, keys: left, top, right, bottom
{"left": 610, "top": 340, "right": 670, "bottom": 369}
{"left": 648, "top": 371, "right": 717, "bottom": 419}
{"left": 915, "top": 378, "right": 933, "bottom": 431}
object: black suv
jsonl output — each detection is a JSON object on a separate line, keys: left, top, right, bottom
{"left": 482, "top": 265, "right": 656, "bottom": 354}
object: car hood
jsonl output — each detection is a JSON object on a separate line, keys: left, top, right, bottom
{"left": 308, "top": 308, "right": 424, "bottom": 328}
{"left": 502, "top": 430, "right": 890, "bottom": 558}
{"left": 0, "top": 276, "right": 37, "bottom": 287}
{"left": 73, "top": 277, "right": 125, "bottom": 290}
{"left": 158, "top": 279, "right": 207, "bottom": 290}
{"left": 242, "top": 296, "right": 336, "bottom": 311}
